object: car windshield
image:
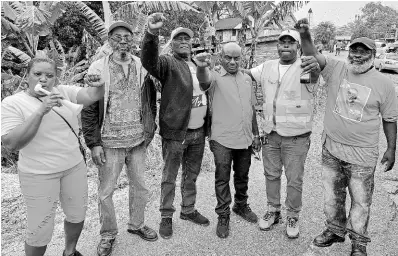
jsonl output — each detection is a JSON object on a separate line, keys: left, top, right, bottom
{"left": 386, "top": 53, "right": 398, "bottom": 60}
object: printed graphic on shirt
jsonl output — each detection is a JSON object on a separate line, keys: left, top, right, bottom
{"left": 333, "top": 79, "right": 371, "bottom": 122}
{"left": 192, "top": 94, "right": 207, "bottom": 108}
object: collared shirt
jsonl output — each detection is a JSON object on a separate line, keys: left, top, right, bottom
{"left": 207, "top": 66, "right": 256, "bottom": 149}
{"left": 101, "top": 57, "right": 144, "bottom": 148}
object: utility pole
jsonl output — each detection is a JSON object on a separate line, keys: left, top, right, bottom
{"left": 308, "top": 8, "right": 313, "bottom": 29}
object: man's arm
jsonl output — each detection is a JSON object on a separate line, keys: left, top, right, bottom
{"left": 295, "top": 19, "right": 327, "bottom": 70}
{"left": 81, "top": 101, "right": 102, "bottom": 150}
{"left": 141, "top": 13, "right": 169, "bottom": 82}
{"left": 195, "top": 52, "right": 213, "bottom": 91}
{"left": 381, "top": 120, "right": 397, "bottom": 171}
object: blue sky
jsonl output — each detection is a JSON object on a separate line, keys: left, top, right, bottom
{"left": 294, "top": 0, "right": 398, "bottom": 27}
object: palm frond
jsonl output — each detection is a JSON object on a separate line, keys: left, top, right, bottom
{"left": 39, "top": 1, "right": 66, "bottom": 25}
{"left": 67, "top": 2, "right": 107, "bottom": 43}
{"left": 120, "top": 1, "right": 199, "bottom": 15}
{"left": 3, "top": 46, "right": 31, "bottom": 66}
{"left": 1, "top": 2, "right": 19, "bottom": 21}
{"left": 82, "top": 29, "right": 102, "bottom": 61}
{"left": 1, "top": 17, "right": 21, "bottom": 34}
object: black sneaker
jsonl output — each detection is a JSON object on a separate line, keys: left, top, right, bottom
{"left": 159, "top": 217, "right": 173, "bottom": 239}
{"left": 63, "top": 250, "right": 83, "bottom": 256}
{"left": 180, "top": 210, "right": 210, "bottom": 226}
{"left": 127, "top": 225, "right": 158, "bottom": 241}
{"left": 313, "top": 229, "right": 345, "bottom": 247}
{"left": 232, "top": 204, "right": 258, "bottom": 223}
{"left": 216, "top": 215, "right": 230, "bottom": 239}
{"left": 97, "top": 237, "right": 115, "bottom": 256}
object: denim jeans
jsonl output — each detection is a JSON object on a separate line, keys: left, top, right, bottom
{"left": 261, "top": 131, "right": 310, "bottom": 218}
{"left": 209, "top": 140, "right": 252, "bottom": 216}
{"left": 160, "top": 127, "right": 205, "bottom": 218}
{"left": 321, "top": 146, "right": 374, "bottom": 245}
{"left": 97, "top": 142, "right": 148, "bottom": 238}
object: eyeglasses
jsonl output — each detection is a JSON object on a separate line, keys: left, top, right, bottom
{"left": 349, "top": 49, "right": 372, "bottom": 55}
{"left": 173, "top": 36, "right": 191, "bottom": 43}
{"left": 110, "top": 35, "right": 134, "bottom": 43}
{"left": 223, "top": 56, "right": 241, "bottom": 62}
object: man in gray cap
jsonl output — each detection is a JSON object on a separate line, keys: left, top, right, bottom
{"left": 141, "top": 13, "right": 210, "bottom": 239}
{"left": 297, "top": 19, "right": 397, "bottom": 256}
{"left": 244, "top": 29, "right": 320, "bottom": 239}
{"left": 82, "top": 20, "right": 157, "bottom": 256}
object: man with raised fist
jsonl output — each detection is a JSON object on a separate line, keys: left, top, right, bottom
{"left": 141, "top": 13, "right": 210, "bottom": 239}
{"left": 195, "top": 43, "right": 261, "bottom": 239}
{"left": 296, "top": 18, "right": 397, "bottom": 256}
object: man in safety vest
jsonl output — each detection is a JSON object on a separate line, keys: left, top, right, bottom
{"left": 245, "top": 29, "right": 320, "bottom": 239}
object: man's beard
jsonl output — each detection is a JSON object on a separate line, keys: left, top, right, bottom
{"left": 110, "top": 42, "right": 131, "bottom": 60}
{"left": 347, "top": 55, "right": 374, "bottom": 74}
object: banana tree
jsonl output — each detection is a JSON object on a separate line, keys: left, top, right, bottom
{"left": 230, "top": 1, "right": 308, "bottom": 69}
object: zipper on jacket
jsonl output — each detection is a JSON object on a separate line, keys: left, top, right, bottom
{"left": 181, "top": 59, "right": 194, "bottom": 142}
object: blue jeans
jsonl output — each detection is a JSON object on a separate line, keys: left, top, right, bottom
{"left": 322, "top": 146, "right": 374, "bottom": 245}
{"left": 261, "top": 131, "right": 310, "bottom": 218}
{"left": 160, "top": 127, "right": 205, "bottom": 218}
{"left": 97, "top": 142, "right": 148, "bottom": 238}
{"left": 209, "top": 140, "right": 252, "bottom": 216}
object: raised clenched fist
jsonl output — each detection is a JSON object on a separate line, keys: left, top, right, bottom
{"left": 147, "top": 13, "right": 166, "bottom": 33}
{"left": 294, "top": 18, "right": 310, "bottom": 34}
{"left": 194, "top": 52, "right": 212, "bottom": 68}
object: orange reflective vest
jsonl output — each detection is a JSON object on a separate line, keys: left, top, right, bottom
{"left": 261, "top": 59, "right": 314, "bottom": 136}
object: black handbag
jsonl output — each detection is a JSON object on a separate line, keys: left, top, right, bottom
{"left": 37, "top": 98, "right": 87, "bottom": 163}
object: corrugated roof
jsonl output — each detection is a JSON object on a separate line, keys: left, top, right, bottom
{"left": 215, "top": 18, "right": 242, "bottom": 31}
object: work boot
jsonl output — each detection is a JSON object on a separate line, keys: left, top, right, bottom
{"left": 159, "top": 217, "right": 173, "bottom": 239}
{"left": 313, "top": 229, "right": 345, "bottom": 247}
{"left": 351, "top": 243, "right": 367, "bottom": 256}
{"left": 216, "top": 215, "right": 230, "bottom": 239}
{"left": 97, "top": 237, "right": 115, "bottom": 256}
{"left": 259, "top": 211, "right": 282, "bottom": 231}
{"left": 127, "top": 225, "right": 158, "bottom": 241}
{"left": 232, "top": 204, "right": 258, "bottom": 223}
{"left": 286, "top": 216, "right": 299, "bottom": 239}
{"left": 180, "top": 210, "right": 210, "bottom": 226}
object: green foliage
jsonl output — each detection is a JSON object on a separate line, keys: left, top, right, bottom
{"left": 313, "top": 21, "right": 336, "bottom": 45}
{"left": 360, "top": 2, "right": 398, "bottom": 38}
{"left": 351, "top": 23, "right": 372, "bottom": 41}
{"left": 52, "top": 4, "right": 101, "bottom": 51}
{"left": 161, "top": 10, "right": 205, "bottom": 39}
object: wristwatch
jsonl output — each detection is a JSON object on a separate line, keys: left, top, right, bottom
{"left": 253, "top": 135, "right": 260, "bottom": 139}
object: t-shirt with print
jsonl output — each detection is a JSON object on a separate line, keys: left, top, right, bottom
{"left": 187, "top": 62, "right": 207, "bottom": 129}
{"left": 1, "top": 85, "right": 83, "bottom": 174}
{"left": 321, "top": 57, "right": 398, "bottom": 167}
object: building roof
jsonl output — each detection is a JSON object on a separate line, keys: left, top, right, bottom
{"left": 215, "top": 18, "right": 242, "bottom": 31}
{"left": 336, "top": 36, "right": 351, "bottom": 41}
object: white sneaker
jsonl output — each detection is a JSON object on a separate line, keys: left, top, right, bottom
{"left": 286, "top": 216, "right": 299, "bottom": 239}
{"left": 259, "top": 211, "right": 281, "bottom": 231}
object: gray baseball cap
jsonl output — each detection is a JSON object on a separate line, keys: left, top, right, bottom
{"left": 108, "top": 20, "right": 133, "bottom": 34}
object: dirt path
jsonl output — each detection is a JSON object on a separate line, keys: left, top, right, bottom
{"left": 2, "top": 51, "right": 398, "bottom": 256}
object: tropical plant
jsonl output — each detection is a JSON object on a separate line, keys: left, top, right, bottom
{"left": 313, "top": 21, "right": 336, "bottom": 45}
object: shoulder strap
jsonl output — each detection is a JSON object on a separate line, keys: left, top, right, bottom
{"left": 36, "top": 98, "right": 80, "bottom": 140}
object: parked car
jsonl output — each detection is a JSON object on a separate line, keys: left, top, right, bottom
{"left": 375, "top": 41, "right": 387, "bottom": 54}
{"left": 385, "top": 42, "right": 398, "bottom": 53}
{"left": 375, "top": 52, "right": 398, "bottom": 72}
